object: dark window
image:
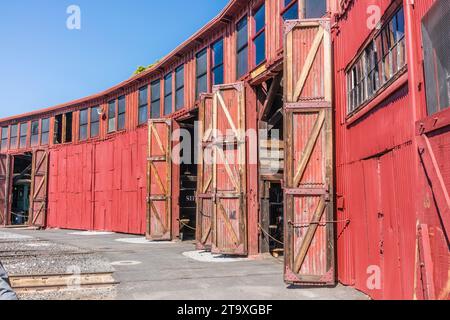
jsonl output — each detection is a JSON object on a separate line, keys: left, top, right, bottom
{"left": 65, "top": 113, "right": 73, "bottom": 143}
{"left": 138, "top": 86, "right": 148, "bottom": 125}
{"left": 164, "top": 73, "right": 173, "bottom": 115}
{"left": 151, "top": 80, "right": 161, "bottom": 118}
{"left": 90, "top": 107, "right": 100, "bottom": 138}
{"left": 10, "top": 124, "right": 18, "bottom": 149}
{"left": 79, "top": 109, "right": 88, "bottom": 141}
{"left": 212, "top": 39, "right": 224, "bottom": 86}
{"left": 19, "top": 123, "right": 28, "bottom": 149}
{"left": 422, "top": 1, "right": 449, "bottom": 115}
{"left": 1, "top": 127, "right": 8, "bottom": 151}
{"left": 54, "top": 115, "right": 63, "bottom": 144}
{"left": 41, "top": 118, "right": 49, "bottom": 145}
{"left": 347, "top": 7, "right": 406, "bottom": 114}
{"left": 253, "top": 5, "right": 266, "bottom": 66}
{"left": 282, "top": 0, "right": 298, "bottom": 20}
{"left": 108, "top": 100, "right": 116, "bottom": 133}
{"left": 196, "top": 49, "right": 208, "bottom": 98}
{"left": 175, "top": 65, "right": 185, "bottom": 110}
{"left": 304, "top": 0, "right": 327, "bottom": 18}
{"left": 31, "top": 120, "right": 39, "bottom": 146}
{"left": 118, "top": 96, "right": 126, "bottom": 130}
{"left": 237, "top": 16, "right": 249, "bottom": 79}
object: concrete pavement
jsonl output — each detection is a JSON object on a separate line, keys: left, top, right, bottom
{"left": 0, "top": 228, "right": 369, "bottom": 300}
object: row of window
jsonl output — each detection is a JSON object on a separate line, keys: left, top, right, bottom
{"left": 347, "top": 7, "right": 406, "bottom": 114}
{"left": 0, "top": 1, "right": 329, "bottom": 152}
{"left": 0, "top": 118, "right": 50, "bottom": 152}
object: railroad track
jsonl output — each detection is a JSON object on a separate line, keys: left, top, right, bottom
{"left": 9, "top": 272, "right": 118, "bottom": 294}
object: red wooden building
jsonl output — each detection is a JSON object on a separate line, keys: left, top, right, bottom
{"left": 0, "top": 0, "right": 448, "bottom": 300}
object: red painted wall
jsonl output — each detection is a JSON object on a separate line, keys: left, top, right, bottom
{"left": 47, "top": 127, "right": 148, "bottom": 235}
{"left": 334, "top": 0, "right": 449, "bottom": 300}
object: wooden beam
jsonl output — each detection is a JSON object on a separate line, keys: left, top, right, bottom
{"left": 293, "top": 197, "right": 327, "bottom": 273}
{"left": 292, "top": 28, "right": 324, "bottom": 102}
{"left": 293, "top": 111, "right": 325, "bottom": 187}
{"left": 418, "top": 135, "right": 450, "bottom": 238}
{"left": 260, "top": 74, "right": 282, "bottom": 120}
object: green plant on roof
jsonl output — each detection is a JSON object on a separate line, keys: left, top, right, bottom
{"left": 132, "top": 61, "right": 159, "bottom": 76}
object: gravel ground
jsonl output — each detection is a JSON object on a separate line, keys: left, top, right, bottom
{"left": 0, "top": 230, "right": 117, "bottom": 300}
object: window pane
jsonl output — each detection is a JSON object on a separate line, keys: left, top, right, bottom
{"left": 90, "top": 122, "right": 99, "bottom": 138}
{"left": 19, "top": 123, "right": 28, "bottom": 148}
{"left": 40, "top": 119, "right": 49, "bottom": 145}
{"left": 212, "top": 39, "right": 224, "bottom": 67}
{"left": 196, "top": 49, "right": 208, "bottom": 77}
{"left": 422, "top": 1, "right": 450, "bottom": 115}
{"left": 139, "top": 86, "right": 148, "bottom": 106}
{"left": 175, "top": 66, "right": 184, "bottom": 90}
{"left": 255, "top": 5, "right": 265, "bottom": 33}
{"left": 1, "top": 127, "right": 8, "bottom": 151}
{"left": 151, "top": 81, "right": 160, "bottom": 101}
{"left": 254, "top": 32, "right": 266, "bottom": 66}
{"left": 283, "top": 2, "right": 298, "bottom": 20}
{"left": 396, "top": 8, "right": 405, "bottom": 40}
{"left": 151, "top": 100, "right": 161, "bottom": 118}
{"left": 41, "top": 118, "right": 49, "bottom": 133}
{"left": 79, "top": 125, "right": 88, "bottom": 141}
{"left": 108, "top": 101, "right": 116, "bottom": 133}
{"left": 237, "top": 17, "right": 248, "bottom": 50}
{"left": 305, "top": 0, "right": 327, "bottom": 19}
{"left": 164, "top": 74, "right": 173, "bottom": 115}
{"left": 237, "top": 46, "right": 248, "bottom": 79}
{"left": 31, "top": 121, "right": 39, "bottom": 146}
{"left": 118, "top": 96, "right": 126, "bottom": 114}
{"left": 31, "top": 121, "right": 39, "bottom": 135}
{"left": 118, "top": 113, "right": 126, "bottom": 130}
{"left": 80, "top": 109, "right": 88, "bottom": 125}
{"left": 90, "top": 107, "right": 99, "bottom": 123}
{"left": 164, "top": 94, "right": 173, "bottom": 115}
{"left": 176, "top": 88, "right": 184, "bottom": 110}
{"left": 196, "top": 74, "right": 208, "bottom": 98}
{"left": 213, "top": 65, "right": 224, "bottom": 86}
{"left": 138, "top": 105, "right": 148, "bottom": 125}
{"left": 40, "top": 133, "right": 48, "bottom": 146}
{"left": 164, "top": 74, "right": 172, "bottom": 95}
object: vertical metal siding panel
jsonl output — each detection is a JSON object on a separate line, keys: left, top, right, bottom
{"left": 334, "top": 0, "right": 424, "bottom": 299}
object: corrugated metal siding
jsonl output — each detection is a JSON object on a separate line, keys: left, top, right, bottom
{"left": 333, "top": 0, "right": 419, "bottom": 299}
{"left": 47, "top": 127, "right": 147, "bottom": 234}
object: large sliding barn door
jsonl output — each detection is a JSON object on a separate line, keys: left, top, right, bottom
{"left": 196, "top": 83, "right": 247, "bottom": 255}
{"left": 147, "top": 119, "right": 172, "bottom": 241}
{"left": 283, "top": 19, "right": 335, "bottom": 285}
{"left": 29, "top": 150, "right": 49, "bottom": 227}
{"left": 0, "top": 154, "right": 11, "bottom": 226}
{"left": 196, "top": 94, "right": 214, "bottom": 250}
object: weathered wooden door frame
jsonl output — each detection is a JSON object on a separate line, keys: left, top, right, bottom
{"left": 147, "top": 119, "right": 173, "bottom": 241}
{"left": 283, "top": 18, "right": 336, "bottom": 285}
{"left": 196, "top": 83, "right": 248, "bottom": 256}
{"left": 415, "top": 110, "right": 450, "bottom": 299}
{"left": 29, "top": 149, "right": 50, "bottom": 228}
{"left": 196, "top": 93, "right": 214, "bottom": 250}
{"left": 211, "top": 83, "right": 247, "bottom": 256}
{"left": 0, "top": 154, "right": 11, "bottom": 227}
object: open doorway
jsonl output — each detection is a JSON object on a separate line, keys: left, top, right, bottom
{"left": 177, "top": 113, "right": 198, "bottom": 241}
{"left": 258, "top": 73, "right": 285, "bottom": 257}
{"left": 10, "top": 153, "right": 32, "bottom": 225}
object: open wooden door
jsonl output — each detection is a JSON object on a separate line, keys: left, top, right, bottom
{"left": 0, "top": 154, "right": 11, "bottom": 226}
{"left": 147, "top": 119, "right": 173, "bottom": 241}
{"left": 29, "top": 150, "right": 49, "bottom": 227}
{"left": 283, "top": 19, "right": 335, "bottom": 285}
{"left": 196, "top": 93, "right": 214, "bottom": 250}
{"left": 196, "top": 84, "right": 247, "bottom": 255}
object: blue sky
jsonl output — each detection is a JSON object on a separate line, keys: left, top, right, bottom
{"left": 0, "top": 0, "right": 229, "bottom": 118}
